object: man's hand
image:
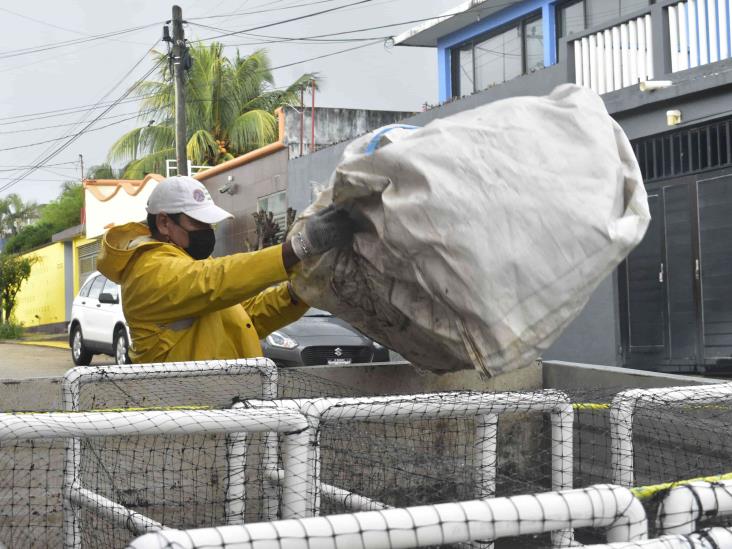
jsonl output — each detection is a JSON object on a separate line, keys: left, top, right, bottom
{"left": 290, "top": 205, "right": 355, "bottom": 260}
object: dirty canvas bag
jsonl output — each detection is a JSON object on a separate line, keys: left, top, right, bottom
{"left": 291, "top": 84, "right": 650, "bottom": 376}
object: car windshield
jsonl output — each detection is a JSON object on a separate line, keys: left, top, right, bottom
{"left": 304, "top": 308, "right": 332, "bottom": 317}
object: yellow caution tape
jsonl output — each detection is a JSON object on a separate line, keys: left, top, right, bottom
{"left": 572, "top": 403, "right": 610, "bottom": 410}
{"left": 631, "top": 472, "right": 732, "bottom": 500}
{"left": 10, "top": 405, "right": 212, "bottom": 415}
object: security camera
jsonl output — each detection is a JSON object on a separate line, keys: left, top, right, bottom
{"left": 219, "top": 175, "right": 236, "bottom": 195}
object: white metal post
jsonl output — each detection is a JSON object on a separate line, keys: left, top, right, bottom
{"left": 610, "top": 384, "right": 732, "bottom": 487}
{"left": 60, "top": 360, "right": 282, "bottom": 547}
{"left": 657, "top": 480, "right": 732, "bottom": 535}
{"left": 281, "top": 428, "right": 311, "bottom": 519}
{"left": 225, "top": 431, "right": 247, "bottom": 525}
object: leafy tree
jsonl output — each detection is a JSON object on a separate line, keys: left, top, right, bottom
{"left": 109, "top": 43, "right": 314, "bottom": 178}
{"left": 85, "top": 163, "right": 115, "bottom": 179}
{"left": 0, "top": 194, "right": 40, "bottom": 238}
{"left": 3, "top": 182, "right": 83, "bottom": 254}
{"left": 2, "top": 223, "right": 55, "bottom": 254}
{"left": 0, "top": 253, "right": 37, "bottom": 323}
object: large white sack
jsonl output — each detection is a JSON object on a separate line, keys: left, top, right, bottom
{"left": 291, "top": 84, "right": 650, "bottom": 376}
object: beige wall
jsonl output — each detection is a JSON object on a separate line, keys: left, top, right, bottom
{"left": 200, "top": 148, "right": 289, "bottom": 257}
{"left": 84, "top": 179, "right": 161, "bottom": 239}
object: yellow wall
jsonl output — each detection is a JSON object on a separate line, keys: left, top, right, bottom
{"left": 13, "top": 243, "right": 67, "bottom": 327}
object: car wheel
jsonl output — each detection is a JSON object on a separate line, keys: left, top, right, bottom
{"left": 113, "top": 328, "right": 130, "bottom": 365}
{"left": 71, "top": 325, "right": 93, "bottom": 366}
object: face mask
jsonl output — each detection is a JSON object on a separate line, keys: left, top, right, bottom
{"left": 170, "top": 217, "right": 216, "bottom": 260}
{"left": 184, "top": 228, "right": 216, "bottom": 260}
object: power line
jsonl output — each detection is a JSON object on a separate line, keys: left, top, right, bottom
{"left": 189, "top": 21, "right": 387, "bottom": 44}
{"left": 0, "top": 45, "right": 163, "bottom": 194}
{"left": 192, "top": 0, "right": 374, "bottom": 42}
{"left": 188, "top": 0, "right": 349, "bottom": 21}
{"left": 0, "top": 109, "right": 157, "bottom": 135}
{"left": 0, "top": 22, "right": 160, "bottom": 61}
{"left": 0, "top": 113, "right": 149, "bottom": 153}
{"left": 0, "top": 6, "right": 153, "bottom": 47}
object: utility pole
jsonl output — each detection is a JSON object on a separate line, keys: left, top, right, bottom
{"left": 171, "top": 5, "right": 188, "bottom": 176}
{"left": 78, "top": 154, "right": 84, "bottom": 181}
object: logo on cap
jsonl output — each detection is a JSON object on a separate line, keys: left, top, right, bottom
{"left": 193, "top": 189, "right": 206, "bottom": 203}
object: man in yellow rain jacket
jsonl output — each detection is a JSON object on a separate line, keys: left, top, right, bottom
{"left": 97, "top": 176, "right": 353, "bottom": 364}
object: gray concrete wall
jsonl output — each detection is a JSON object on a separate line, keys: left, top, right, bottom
{"left": 200, "top": 148, "right": 289, "bottom": 257}
{"left": 542, "top": 360, "right": 725, "bottom": 391}
{"left": 283, "top": 106, "right": 414, "bottom": 161}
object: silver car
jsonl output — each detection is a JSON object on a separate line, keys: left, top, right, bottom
{"left": 261, "top": 308, "right": 389, "bottom": 367}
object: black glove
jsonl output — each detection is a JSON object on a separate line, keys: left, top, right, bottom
{"left": 290, "top": 205, "right": 355, "bottom": 259}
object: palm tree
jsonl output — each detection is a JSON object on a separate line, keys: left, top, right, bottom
{"left": 0, "top": 194, "right": 40, "bottom": 238}
{"left": 109, "top": 43, "right": 314, "bottom": 179}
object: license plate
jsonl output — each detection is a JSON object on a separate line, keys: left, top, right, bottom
{"left": 327, "top": 358, "right": 352, "bottom": 366}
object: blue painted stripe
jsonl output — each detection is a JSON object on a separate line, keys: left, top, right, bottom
{"left": 365, "top": 125, "right": 420, "bottom": 155}
{"left": 436, "top": 0, "right": 559, "bottom": 99}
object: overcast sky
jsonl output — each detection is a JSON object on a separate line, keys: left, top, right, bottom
{"left": 0, "top": 0, "right": 458, "bottom": 204}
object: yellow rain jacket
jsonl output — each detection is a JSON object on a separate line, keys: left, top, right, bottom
{"left": 97, "top": 222, "right": 308, "bottom": 364}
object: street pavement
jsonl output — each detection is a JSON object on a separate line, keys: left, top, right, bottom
{"left": 0, "top": 342, "right": 113, "bottom": 379}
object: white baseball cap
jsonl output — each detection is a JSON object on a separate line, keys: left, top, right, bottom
{"left": 147, "top": 176, "right": 233, "bottom": 224}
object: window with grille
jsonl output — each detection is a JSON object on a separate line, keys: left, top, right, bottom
{"left": 632, "top": 117, "right": 732, "bottom": 182}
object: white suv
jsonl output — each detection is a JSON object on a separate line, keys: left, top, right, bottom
{"left": 68, "top": 271, "right": 131, "bottom": 365}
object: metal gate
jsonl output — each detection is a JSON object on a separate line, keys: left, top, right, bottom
{"left": 77, "top": 239, "right": 100, "bottom": 289}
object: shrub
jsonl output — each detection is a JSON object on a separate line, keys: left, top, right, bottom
{"left": 0, "top": 321, "right": 24, "bottom": 340}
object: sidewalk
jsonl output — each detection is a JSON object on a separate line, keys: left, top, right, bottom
{"left": 12, "top": 331, "right": 68, "bottom": 350}
{"left": 15, "top": 340, "right": 69, "bottom": 349}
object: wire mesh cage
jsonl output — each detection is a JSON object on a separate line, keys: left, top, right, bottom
{"left": 0, "top": 360, "right": 730, "bottom": 548}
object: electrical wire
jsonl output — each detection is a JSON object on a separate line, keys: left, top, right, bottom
{"left": 0, "top": 113, "right": 149, "bottom": 153}
{"left": 0, "top": 6, "right": 153, "bottom": 47}
{"left": 0, "top": 109, "right": 157, "bottom": 135}
{"left": 189, "top": 0, "right": 350, "bottom": 20}
{"left": 191, "top": 0, "right": 374, "bottom": 42}
{"left": 0, "top": 44, "right": 164, "bottom": 193}
{"left": 0, "top": 22, "right": 161, "bottom": 61}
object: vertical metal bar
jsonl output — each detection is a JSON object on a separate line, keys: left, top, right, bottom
{"left": 471, "top": 414, "right": 498, "bottom": 549}
{"left": 689, "top": 0, "right": 700, "bottom": 67}
{"left": 629, "top": 19, "right": 639, "bottom": 83}
{"left": 299, "top": 86, "right": 304, "bottom": 157}
{"left": 225, "top": 432, "right": 247, "bottom": 525}
{"left": 612, "top": 26, "right": 622, "bottom": 90}
{"left": 679, "top": 2, "right": 690, "bottom": 70}
{"left": 699, "top": 0, "right": 709, "bottom": 64}
{"left": 669, "top": 6, "right": 680, "bottom": 72}
{"left": 691, "top": 177, "right": 705, "bottom": 366}
{"left": 708, "top": 0, "right": 719, "bottom": 62}
{"left": 62, "top": 374, "right": 81, "bottom": 549}
{"left": 604, "top": 29, "right": 614, "bottom": 91}
{"left": 637, "top": 17, "right": 648, "bottom": 81}
{"left": 621, "top": 24, "right": 631, "bottom": 87}
{"left": 261, "top": 364, "right": 280, "bottom": 521}
{"left": 475, "top": 414, "right": 498, "bottom": 500}
{"left": 581, "top": 37, "right": 591, "bottom": 86}
{"left": 597, "top": 32, "right": 606, "bottom": 94}
{"left": 281, "top": 428, "right": 310, "bottom": 519}
{"left": 551, "top": 405, "right": 575, "bottom": 547}
{"left": 589, "top": 34, "right": 599, "bottom": 92}
{"left": 645, "top": 14, "right": 654, "bottom": 79}
{"left": 573, "top": 40, "right": 583, "bottom": 85}
{"left": 721, "top": 0, "right": 730, "bottom": 60}
{"left": 310, "top": 79, "right": 316, "bottom": 154}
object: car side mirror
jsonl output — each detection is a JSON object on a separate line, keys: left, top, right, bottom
{"left": 98, "top": 292, "right": 119, "bottom": 305}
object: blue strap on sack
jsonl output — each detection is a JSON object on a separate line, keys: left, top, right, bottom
{"left": 365, "top": 124, "right": 420, "bottom": 156}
